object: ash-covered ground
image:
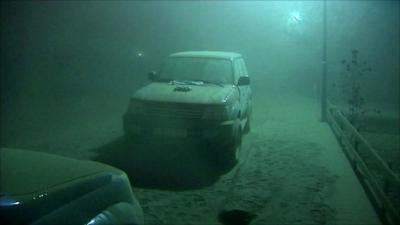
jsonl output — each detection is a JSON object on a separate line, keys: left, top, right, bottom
{"left": 1, "top": 89, "right": 388, "bottom": 225}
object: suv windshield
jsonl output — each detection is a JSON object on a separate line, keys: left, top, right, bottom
{"left": 158, "top": 57, "right": 233, "bottom": 84}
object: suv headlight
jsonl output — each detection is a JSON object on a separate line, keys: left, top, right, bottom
{"left": 128, "top": 99, "right": 145, "bottom": 114}
{"left": 202, "top": 105, "right": 230, "bottom": 120}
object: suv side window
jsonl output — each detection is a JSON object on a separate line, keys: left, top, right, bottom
{"left": 233, "top": 59, "right": 243, "bottom": 84}
{"left": 239, "top": 58, "right": 248, "bottom": 76}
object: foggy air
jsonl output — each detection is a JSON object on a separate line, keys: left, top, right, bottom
{"left": 0, "top": 1, "right": 399, "bottom": 225}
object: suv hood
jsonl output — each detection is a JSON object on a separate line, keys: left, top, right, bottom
{"left": 133, "top": 82, "right": 236, "bottom": 104}
{"left": 0, "top": 148, "right": 122, "bottom": 195}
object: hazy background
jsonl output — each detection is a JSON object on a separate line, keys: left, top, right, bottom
{"left": 0, "top": 1, "right": 398, "bottom": 149}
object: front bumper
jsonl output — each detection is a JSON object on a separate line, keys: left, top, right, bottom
{"left": 123, "top": 113, "right": 237, "bottom": 146}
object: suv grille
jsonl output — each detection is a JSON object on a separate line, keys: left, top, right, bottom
{"left": 143, "top": 101, "right": 205, "bottom": 119}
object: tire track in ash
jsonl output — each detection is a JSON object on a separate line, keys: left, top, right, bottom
{"left": 213, "top": 127, "right": 338, "bottom": 225}
{"left": 215, "top": 133, "right": 257, "bottom": 212}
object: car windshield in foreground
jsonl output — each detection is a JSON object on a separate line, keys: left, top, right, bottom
{"left": 158, "top": 57, "right": 233, "bottom": 85}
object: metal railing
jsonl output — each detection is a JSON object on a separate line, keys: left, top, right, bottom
{"left": 326, "top": 101, "right": 400, "bottom": 225}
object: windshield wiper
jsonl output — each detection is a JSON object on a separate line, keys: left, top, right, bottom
{"left": 158, "top": 78, "right": 224, "bottom": 87}
{"left": 169, "top": 80, "right": 195, "bottom": 85}
{"left": 156, "top": 78, "right": 173, "bottom": 82}
{"left": 193, "top": 80, "right": 224, "bottom": 87}
{"left": 169, "top": 79, "right": 206, "bottom": 86}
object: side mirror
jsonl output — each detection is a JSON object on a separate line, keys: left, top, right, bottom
{"left": 148, "top": 71, "right": 157, "bottom": 81}
{"left": 237, "top": 76, "right": 250, "bottom": 86}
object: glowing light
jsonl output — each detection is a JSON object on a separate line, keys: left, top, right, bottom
{"left": 0, "top": 196, "right": 21, "bottom": 206}
{"left": 32, "top": 192, "right": 48, "bottom": 200}
{"left": 86, "top": 218, "right": 96, "bottom": 225}
{"left": 86, "top": 213, "right": 108, "bottom": 225}
{"left": 286, "top": 10, "right": 306, "bottom": 37}
{"left": 136, "top": 51, "right": 144, "bottom": 57}
{"left": 288, "top": 11, "right": 303, "bottom": 25}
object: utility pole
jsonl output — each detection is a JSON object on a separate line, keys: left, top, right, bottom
{"left": 321, "top": 0, "right": 327, "bottom": 122}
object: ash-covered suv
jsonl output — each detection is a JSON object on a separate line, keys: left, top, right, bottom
{"left": 123, "top": 51, "right": 252, "bottom": 159}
